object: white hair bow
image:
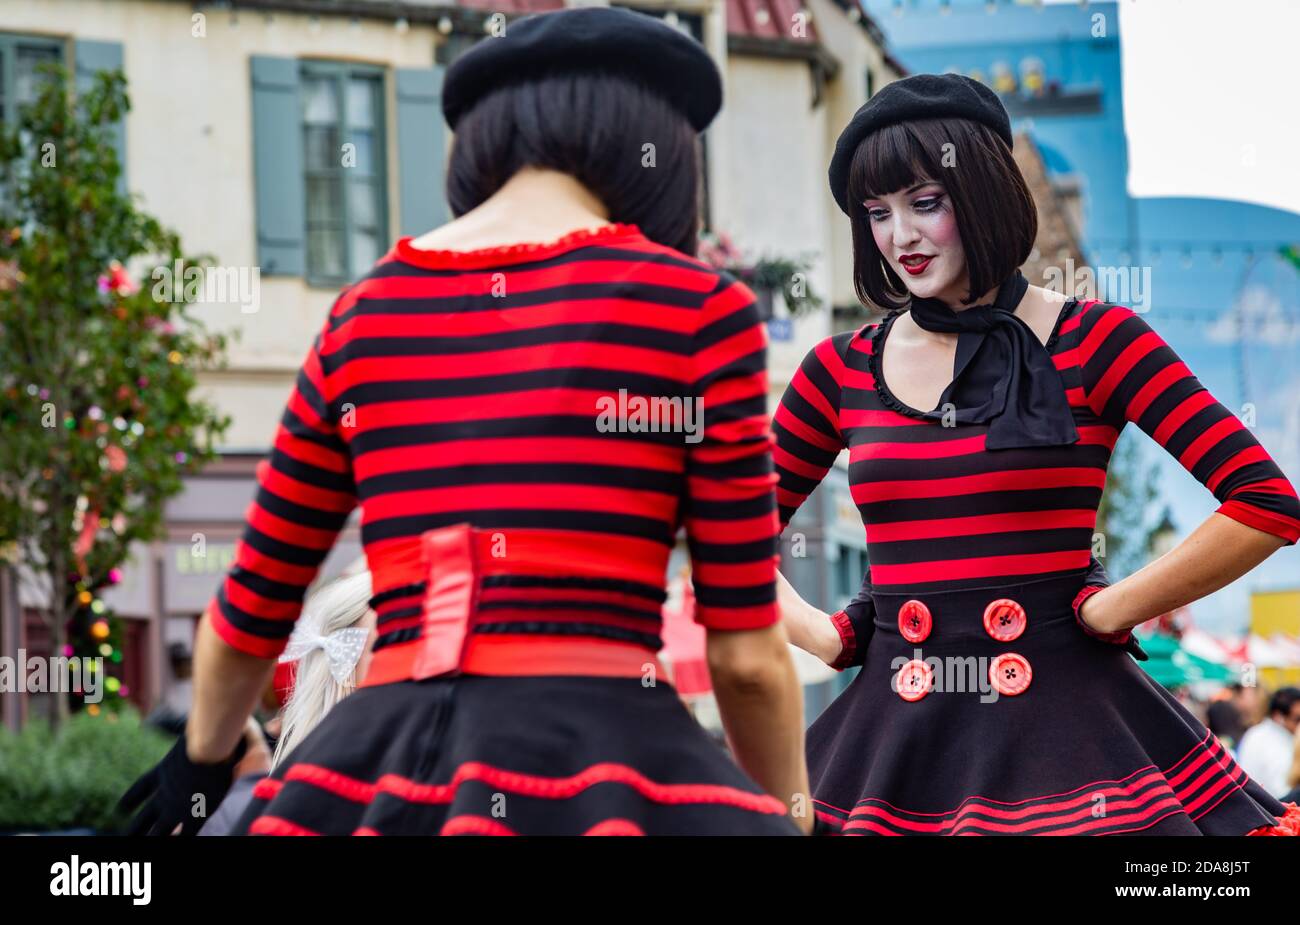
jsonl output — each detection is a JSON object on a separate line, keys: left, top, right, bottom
{"left": 278, "top": 621, "right": 369, "bottom": 684}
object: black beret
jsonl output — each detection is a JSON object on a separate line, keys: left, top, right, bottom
{"left": 828, "top": 73, "right": 1013, "bottom": 215}
{"left": 442, "top": 7, "right": 723, "bottom": 132}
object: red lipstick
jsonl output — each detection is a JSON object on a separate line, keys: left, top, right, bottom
{"left": 899, "top": 253, "right": 934, "bottom": 276}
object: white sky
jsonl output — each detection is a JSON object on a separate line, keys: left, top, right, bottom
{"left": 1111, "top": 0, "right": 1300, "bottom": 215}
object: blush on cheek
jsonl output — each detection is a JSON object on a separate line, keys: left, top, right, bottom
{"left": 923, "top": 206, "right": 962, "bottom": 254}
{"left": 917, "top": 206, "right": 966, "bottom": 296}
{"left": 871, "top": 221, "right": 893, "bottom": 261}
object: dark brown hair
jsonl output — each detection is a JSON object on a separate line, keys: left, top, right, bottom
{"left": 446, "top": 71, "right": 703, "bottom": 256}
{"left": 846, "top": 117, "right": 1036, "bottom": 310}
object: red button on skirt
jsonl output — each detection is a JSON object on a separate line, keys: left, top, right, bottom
{"left": 895, "top": 658, "right": 934, "bottom": 702}
{"left": 989, "top": 652, "right": 1032, "bottom": 696}
{"left": 982, "top": 598, "right": 1027, "bottom": 642}
{"left": 898, "top": 599, "right": 932, "bottom": 643}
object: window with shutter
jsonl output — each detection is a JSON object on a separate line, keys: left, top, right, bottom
{"left": 299, "top": 60, "right": 387, "bottom": 287}
{"left": 0, "top": 34, "right": 64, "bottom": 211}
{"left": 73, "top": 39, "right": 126, "bottom": 193}
{"left": 395, "top": 66, "right": 448, "bottom": 237}
{"left": 251, "top": 56, "right": 450, "bottom": 283}
{"left": 251, "top": 56, "right": 305, "bottom": 276}
{"left": 0, "top": 33, "right": 63, "bottom": 124}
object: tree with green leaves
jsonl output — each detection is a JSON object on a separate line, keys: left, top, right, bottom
{"left": 1096, "top": 428, "right": 1160, "bottom": 579}
{"left": 0, "top": 64, "right": 229, "bottom": 725}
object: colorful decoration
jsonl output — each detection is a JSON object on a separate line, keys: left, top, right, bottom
{"left": 0, "top": 62, "right": 231, "bottom": 727}
{"left": 697, "top": 230, "right": 825, "bottom": 318}
{"left": 97, "top": 261, "right": 138, "bottom": 296}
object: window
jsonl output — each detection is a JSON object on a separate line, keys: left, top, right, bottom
{"left": 0, "top": 34, "right": 64, "bottom": 212}
{"left": 300, "top": 62, "right": 388, "bottom": 286}
{"left": 252, "top": 55, "right": 443, "bottom": 279}
{"left": 0, "top": 33, "right": 63, "bottom": 124}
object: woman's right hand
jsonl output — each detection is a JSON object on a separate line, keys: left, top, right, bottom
{"left": 777, "top": 571, "right": 844, "bottom": 667}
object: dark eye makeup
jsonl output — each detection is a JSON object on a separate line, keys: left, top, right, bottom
{"left": 865, "top": 191, "right": 945, "bottom": 222}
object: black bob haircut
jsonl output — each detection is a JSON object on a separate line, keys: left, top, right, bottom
{"left": 445, "top": 71, "right": 703, "bottom": 256}
{"left": 846, "top": 117, "right": 1037, "bottom": 311}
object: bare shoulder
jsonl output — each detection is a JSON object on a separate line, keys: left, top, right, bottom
{"left": 1021, "top": 284, "right": 1072, "bottom": 345}
{"left": 1024, "top": 283, "right": 1071, "bottom": 313}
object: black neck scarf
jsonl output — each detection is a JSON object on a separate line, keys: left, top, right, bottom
{"left": 906, "top": 269, "right": 1079, "bottom": 450}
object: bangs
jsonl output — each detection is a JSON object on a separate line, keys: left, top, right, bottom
{"left": 847, "top": 120, "right": 945, "bottom": 206}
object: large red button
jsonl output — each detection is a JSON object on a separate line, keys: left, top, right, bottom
{"left": 898, "top": 600, "right": 932, "bottom": 643}
{"left": 895, "top": 658, "right": 934, "bottom": 702}
{"left": 983, "top": 598, "right": 1027, "bottom": 642}
{"left": 989, "top": 653, "right": 1032, "bottom": 696}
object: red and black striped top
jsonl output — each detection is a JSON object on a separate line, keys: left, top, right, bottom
{"left": 208, "top": 223, "right": 781, "bottom": 660}
{"left": 774, "top": 298, "right": 1300, "bottom": 593}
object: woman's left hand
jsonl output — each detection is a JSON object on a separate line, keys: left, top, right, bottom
{"left": 118, "top": 733, "right": 248, "bottom": 835}
{"left": 777, "top": 571, "right": 843, "bottom": 666}
{"left": 1077, "top": 585, "right": 1116, "bottom": 635}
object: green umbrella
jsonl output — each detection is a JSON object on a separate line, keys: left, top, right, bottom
{"left": 1137, "top": 633, "right": 1236, "bottom": 688}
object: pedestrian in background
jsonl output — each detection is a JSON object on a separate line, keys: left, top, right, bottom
{"left": 1238, "top": 687, "right": 1300, "bottom": 798}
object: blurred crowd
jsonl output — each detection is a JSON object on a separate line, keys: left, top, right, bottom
{"left": 1203, "top": 684, "right": 1300, "bottom": 804}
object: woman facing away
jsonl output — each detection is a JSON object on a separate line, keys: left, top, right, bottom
{"left": 121, "top": 7, "right": 808, "bottom": 836}
{"left": 774, "top": 73, "right": 1300, "bottom": 835}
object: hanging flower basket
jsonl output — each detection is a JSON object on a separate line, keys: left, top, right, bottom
{"left": 697, "top": 231, "right": 823, "bottom": 319}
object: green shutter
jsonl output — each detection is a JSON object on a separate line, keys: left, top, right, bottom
{"left": 395, "top": 67, "right": 449, "bottom": 236}
{"left": 74, "top": 39, "right": 126, "bottom": 193}
{"left": 250, "top": 56, "right": 305, "bottom": 276}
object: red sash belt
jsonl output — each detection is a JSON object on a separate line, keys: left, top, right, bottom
{"left": 359, "top": 524, "right": 665, "bottom": 687}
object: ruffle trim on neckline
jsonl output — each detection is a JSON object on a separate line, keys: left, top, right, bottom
{"left": 1043, "top": 296, "right": 1078, "bottom": 352}
{"left": 865, "top": 314, "right": 928, "bottom": 420}
{"left": 864, "top": 297, "right": 1079, "bottom": 421}
{"left": 392, "top": 222, "right": 645, "bottom": 270}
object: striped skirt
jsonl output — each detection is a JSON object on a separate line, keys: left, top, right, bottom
{"left": 809, "top": 575, "right": 1299, "bottom": 836}
{"left": 232, "top": 674, "right": 799, "bottom": 836}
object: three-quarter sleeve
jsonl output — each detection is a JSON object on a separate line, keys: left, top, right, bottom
{"left": 682, "top": 275, "right": 781, "bottom": 630}
{"left": 827, "top": 567, "right": 875, "bottom": 670}
{"left": 1078, "top": 302, "right": 1300, "bottom": 544}
{"left": 207, "top": 312, "right": 358, "bottom": 658}
{"left": 772, "top": 332, "right": 850, "bottom": 531}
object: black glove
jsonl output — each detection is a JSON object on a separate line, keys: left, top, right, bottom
{"left": 119, "top": 733, "right": 248, "bottom": 835}
{"left": 1074, "top": 556, "right": 1149, "bottom": 662}
{"left": 827, "top": 567, "right": 877, "bottom": 670}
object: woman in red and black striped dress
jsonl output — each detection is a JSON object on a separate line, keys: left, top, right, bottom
{"left": 121, "top": 8, "right": 808, "bottom": 837}
{"left": 774, "top": 74, "right": 1300, "bottom": 835}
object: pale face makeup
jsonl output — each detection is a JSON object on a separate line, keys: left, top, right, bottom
{"left": 864, "top": 180, "right": 971, "bottom": 307}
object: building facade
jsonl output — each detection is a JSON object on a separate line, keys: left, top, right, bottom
{"left": 0, "top": 0, "right": 903, "bottom": 724}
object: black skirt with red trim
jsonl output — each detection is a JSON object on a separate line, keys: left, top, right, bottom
{"left": 232, "top": 674, "right": 799, "bottom": 836}
{"left": 809, "top": 575, "right": 1297, "bottom": 836}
